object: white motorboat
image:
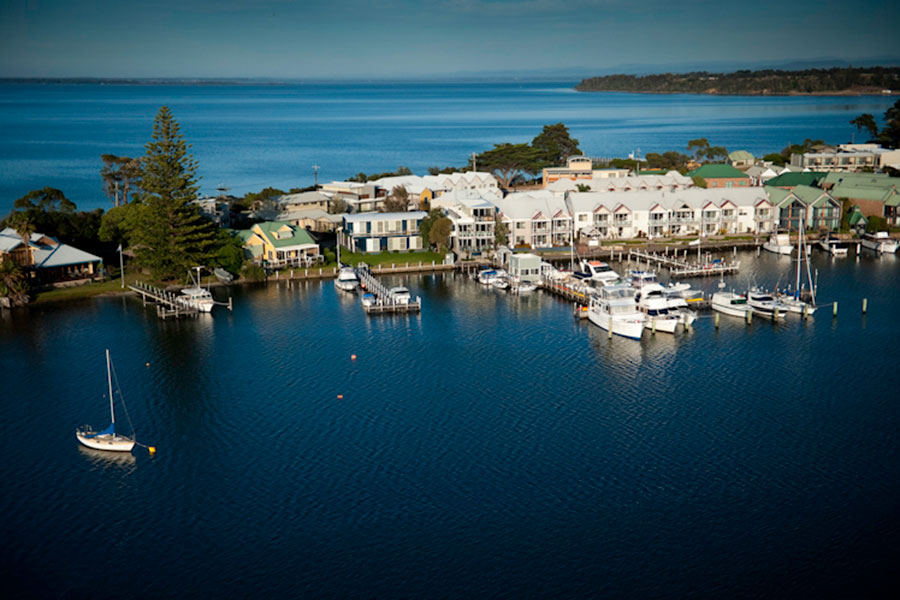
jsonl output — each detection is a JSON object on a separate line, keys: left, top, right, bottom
{"left": 762, "top": 233, "right": 793, "bottom": 255}
{"left": 634, "top": 284, "right": 681, "bottom": 333}
{"left": 361, "top": 292, "right": 376, "bottom": 308}
{"left": 817, "top": 234, "right": 849, "bottom": 257}
{"left": 389, "top": 286, "right": 411, "bottom": 304}
{"left": 659, "top": 284, "right": 699, "bottom": 327}
{"left": 628, "top": 269, "right": 659, "bottom": 288}
{"left": 491, "top": 276, "right": 510, "bottom": 290}
{"left": 477, "top": 268, "right": 506, "bottom": 285}
{"left": 334, "top": 266, "right": 360, "bottom": 291}
{"left": 76, "top": 350, "right": 135, "bottom": 453}
{"left": 178, "top": 267, "right": 215, "bottom": 312}
{"left": 587, "top": 285, "right": 645, "bottom": 340}
{"left": 861, "top": 231, "right": 899, "bottom": 254}
{"left": 711, "top": 292, "right": 751, "bottom": 318}
{"left": 515, "top": 281, "right": 538, "bottom": 293}
{"left": 579, "top": 260, "right": 623, "bottom": 286}
{"left": 747, "top": 290, "right": 788, "bottom": 320}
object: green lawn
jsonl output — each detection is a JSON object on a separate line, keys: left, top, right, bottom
{"left": 33, "top": 271, "right": 153, "bottom": 304}
{"left": 326, "top": 250, "right": 446, "bottom": 269}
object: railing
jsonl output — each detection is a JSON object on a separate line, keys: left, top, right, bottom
{"left": 265, "top": 255, "right": 323, "bottom": 269}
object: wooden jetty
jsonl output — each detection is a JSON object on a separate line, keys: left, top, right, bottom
{"left": 128, "top": 281, "right": 232, "bottom": 319}
{"left": 627, "top": 249, "right": 740, "bottom": 278}
{"left": 540, "top": 277, "right": 592, "bottom": 306}
{"left": 356, "top": 266, "right": 421, "bottom": 315}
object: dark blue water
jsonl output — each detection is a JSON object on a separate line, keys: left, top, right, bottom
{"left": 1, "top": 81, "right": 895, "bottom": 214}
{"left": 2, "top": 250, "right": 899, "bottom": 598}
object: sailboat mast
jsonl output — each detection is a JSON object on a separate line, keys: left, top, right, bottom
{"left": 795, "top": 218, "right": 803, "bottom": 298}
{"left": 106, "top": 349, "right": 115, "bottom": 427}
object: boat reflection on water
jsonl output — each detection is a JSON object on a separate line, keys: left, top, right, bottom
{"left": 582, "top": 319, "right": 680, "bottom": 370}
{"left": 77, "top": 445, "right": 138, "bottom": 470}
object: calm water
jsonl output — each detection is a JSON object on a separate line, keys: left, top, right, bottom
{"left": 2, "top": 250, "right": 899, "bottom": 598}
{"left": 0, "top": 81, "right": 895, "bottom": 214}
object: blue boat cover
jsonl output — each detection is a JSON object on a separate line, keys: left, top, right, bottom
{"left": 86, "top": 423, "right": 115, "bottom": 438}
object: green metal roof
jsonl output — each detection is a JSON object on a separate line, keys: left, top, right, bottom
{"left": 688, "top": 164, "right": 750, "bottom": 179}
{"left": 764, "top": 186, "right": 792, "bottom": 206}
{"left": 792, "top": 185, "right": 830, "bottom": 205}
{"left": 848, "top": 207, "right": 868, "bottom": 226}
{"left": 830, "top": 185, "right": 894, "bottom": 202}
{"left": 821, "top": 172, "right": 897, "bottom": 189}
{"left": 253, "top": 221, "right": 316, "bottom": 248}
{"left": 764, "top": 172, "right": 825, "bottom": 188}
{"left": 728, "top": 150, "right": 754, "bottom": 161}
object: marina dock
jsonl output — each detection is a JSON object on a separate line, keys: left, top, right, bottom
{"left": 128, "top": 281, "right": 232, "bottom": 319}
{"left": 356, "top": 266, "right": 422, "bottom": 315}
{"left": 627, "top": 249, "right": 740, "bottom": 278}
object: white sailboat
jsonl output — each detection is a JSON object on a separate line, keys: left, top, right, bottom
{"left": 777, "top": 218, "right": 817, "bottom": 314}
{"left": 76, "top": 350, "right": 135, "bottom": 453}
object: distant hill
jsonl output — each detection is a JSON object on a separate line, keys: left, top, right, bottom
{"left": 575, "top": 67, "right": 900, "bottom": 95}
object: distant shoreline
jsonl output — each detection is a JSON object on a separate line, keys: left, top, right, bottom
{"left": 576, "top": 89, "right": 899, "bottom": 97}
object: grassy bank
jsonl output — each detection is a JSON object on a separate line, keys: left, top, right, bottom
{"left": 33, "top": 272, "right": 153, "bottom": 304}
{"left": 328, "top": 250, "right": 446, "bottom": 269}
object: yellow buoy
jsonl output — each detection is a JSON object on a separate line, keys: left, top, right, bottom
{"left": 148, "top": 446, "right": 156, "bottom": 455}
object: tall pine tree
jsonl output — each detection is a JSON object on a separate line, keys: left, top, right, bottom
{"left": 133, "top": 106, "right": 217, "bottom": 279}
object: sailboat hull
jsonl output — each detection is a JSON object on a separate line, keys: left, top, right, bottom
{"left": 76, "top": 431, "right": 135, "bottom": 452}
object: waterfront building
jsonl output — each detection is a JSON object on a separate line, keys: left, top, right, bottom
{"left": 432, "top": 190, "right": 496, "bottom": 255}
{"left": 276, "top": 208, "right": 343, "bottom": 233}
{"left": 764, "top": 171, "right": 826, "bottom": 189}
{"left": 371, "top": 172, "right": 501, "bottom": 211}
{"left": 743, "top": 165, "right": 779, "bottom": 186}
{"left": 192, "top": 196, "right": 231, "bottom": 227}
{"left": 565, "top": 188, "right": 775, "bottom": 239}
{"left": 728, "top": 150, "right": 755, "bottom": 168}
{"left": 0, "top": 227, "right": 102, "bottom": 284}
{"left": 277, "top": 191, "right": 332, "bottom": 212}
{"left": 491, "top": 190, "right": 572, "bottom": 248}
{"left": 688, "top": 164, "right": 751, "bottom": 188}
{"left": 508, "top": 253, "right": 542, "bottom": 283}
{"left": 821, "top": 172, "right": 900, "bottom": 225}
{"left": 790, "top": 143, "right": 900, "bottom": 172}
{"left": 339, "top": 211, "right": 426, "bottom": 253}
{"left": 764, "top": 186, "right": 842, "bottom": 231}
{"left": 237, "top": 221, "right": 322, "bottom": 268}
{"left": 320, "top": 181, "right": 384, "bottom": 213}
{"left": 547, "top": 171, "right": 693, "bottom": 194}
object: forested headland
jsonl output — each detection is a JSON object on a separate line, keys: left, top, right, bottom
{"left": 575, "top": 67, "right": 900, "bottom": 95}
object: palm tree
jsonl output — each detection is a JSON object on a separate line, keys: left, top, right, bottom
{"left": 0, "top": 258, "right": 29, "bottom": 306}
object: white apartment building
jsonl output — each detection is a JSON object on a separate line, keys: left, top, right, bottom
{"left": 432, "top": 190, "right": 496, "bottom": 255}
{"left": 339, "top": 211, "right": 426, "bottom": 253}
{"left": 791, "top": 144, "right": 900, "bottom": 172}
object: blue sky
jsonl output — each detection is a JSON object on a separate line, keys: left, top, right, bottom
{"left": 1, "top": 0, "right": 898, "bottom": 78}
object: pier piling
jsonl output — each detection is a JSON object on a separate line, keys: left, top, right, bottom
{"left": 715, "top": 313, "right": 720, "bottom": 329}
{"left": 862, "top": 298, "right": 867, "bottom": 314}
{"left": 833, "top": 301, "right": 838, "bottom": 317}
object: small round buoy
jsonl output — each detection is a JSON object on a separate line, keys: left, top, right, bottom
{"left": 337, "top": 394, "right": 344, "bottom": 400}
{"left": 148, "top": 446, "right": 156, "bottom": 455}
{"left": 145, "top": 362, "right": 150, "bottom": 367}
{"left": 351, "top": 354, "right": 357, "bottom": 360}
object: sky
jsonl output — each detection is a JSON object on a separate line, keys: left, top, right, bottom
{"left": 1, "top": 0, "right": 899, "bottom": 79}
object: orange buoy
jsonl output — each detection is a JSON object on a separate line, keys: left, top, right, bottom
{"left": 145, "top": 362, "right": 150, "bottom": 367}
{"left": 337, "top": 394, "right": 344, "bottom": 399}
{"left": 351, "top": 354, "right": 357, "bottom": 360}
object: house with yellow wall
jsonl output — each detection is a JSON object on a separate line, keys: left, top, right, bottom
{"left": 236, "top": 221, "right": 321, "bottom": 268}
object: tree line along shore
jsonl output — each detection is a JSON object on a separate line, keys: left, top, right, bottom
{"left": 575, "top": 67, "right": 900, "bottom": 95}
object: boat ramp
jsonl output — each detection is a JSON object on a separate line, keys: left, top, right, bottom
{"left": 356, "top": 266, "right": 421, "bottom": 315}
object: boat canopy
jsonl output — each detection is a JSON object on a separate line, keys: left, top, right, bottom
{"left": 85, "top": 423, "right": 115, "bottom": 438}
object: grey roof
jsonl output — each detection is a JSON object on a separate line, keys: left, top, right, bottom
{"left": 1, "top": 227, "right": 101, "bottom": 268}
{"left": 277, "top": 191, "right": 331, "bottom": 206}
{"left": 277, "top": 208, "right": 343, "bottom": 223}
{"left": 342, "top": 211, "right": 427, "bottom": 224}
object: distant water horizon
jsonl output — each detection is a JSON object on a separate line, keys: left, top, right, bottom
{"left": 0, "top": 80, "right": 895, "bottom": 215}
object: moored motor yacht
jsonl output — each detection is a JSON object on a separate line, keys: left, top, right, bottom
{"left": 711, "top": 292, "right": 751, "bottom": 318}
{"left": 334, "top": 266, "right": 360, "bottom": 291}
{"left": 762, "top": 233, "right": 793, "bottom": 255}
{"left": 579, "top": 260, "right": 623, "bottom": 286}
{"left": 817, "top": 234, "right": 849, "bottom": 257}
{"left": 389, "top": 286, "right": 411, "bottom": 304}
{"left": 747, "top": 289, "right": 789, "bottom": 320}
{"left": 861, "top": 231, "right": 899, "bottom": 254}
{"left": 628, "top": 269, "right": 659, "bottom": 288}
{"left": 634, "top": 284, "right": 681, "bottom": 333}
{"left": 586, "top": 285, "right": 645, "bottom": 340}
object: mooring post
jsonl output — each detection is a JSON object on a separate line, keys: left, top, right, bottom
{"left": 608, "top": 325, "right": 612, "bottom": 339}
{"left": 715, "top": 312, "right": 720, "bottom": 329}
{"left": 862, "top": 298, "right": 867, "bottom": 314}
{"left": 833, "top": 301, "right": 838, "bottom": 317}
{"left": 746, "top": 308, "right": 753, "bottom": 324}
